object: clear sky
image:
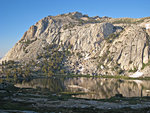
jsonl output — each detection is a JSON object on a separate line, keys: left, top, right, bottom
{"left": 0, "top": 0, "right": 150, "bottom": 57}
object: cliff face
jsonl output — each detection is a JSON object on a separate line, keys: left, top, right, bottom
{"left": 103, "top": 25, "right": 148, "bottom": 70}
{"left": 1, "top": 12, "right": 150, "bottom": 76}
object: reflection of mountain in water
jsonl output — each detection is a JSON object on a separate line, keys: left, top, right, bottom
{"left": 65, "top": 78, "right": 150, "bottom": 99}
{"left": 15, "top": 77, "right": 150, "bottom": 99}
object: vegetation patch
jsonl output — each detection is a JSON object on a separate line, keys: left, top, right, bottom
{"left": 0, "top": 43, "right": 73, "bottom": 79}
{"left": 129, "top": 67, "right": 138, "bottom": 72}
{"left": 142, "top": 60, "right": 150, "bottom": 70}
{"left": 76, "top": 52, "right": 83, "bottom": 58}
{"left": 111, "top": 17, "right": 150, "bottom": 24}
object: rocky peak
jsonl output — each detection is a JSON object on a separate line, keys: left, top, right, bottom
{"left": 1, "top": 12, "right": 150, "bottom": 77}
{"left": 70, "top": 12, "right": 83, "bottom": 18}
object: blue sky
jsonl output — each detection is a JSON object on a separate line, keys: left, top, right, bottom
{"left": 0, "top": 0, "right": 150, "bottom": 57}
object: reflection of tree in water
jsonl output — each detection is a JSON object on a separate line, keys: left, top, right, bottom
{"left": 41, "top": 78, "right": 65, "bottom": 92}
{"left": 17, "top": 78, "right": 65, "bottom": 92}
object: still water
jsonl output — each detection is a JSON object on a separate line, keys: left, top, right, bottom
{"left": 15, "top": 77, "right": 150, "bottom": 99}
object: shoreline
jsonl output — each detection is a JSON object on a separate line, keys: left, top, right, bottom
{"left": 1, "top": 76, "right": 150, "bottom": 112}
{"left": 0, "top": 83, "right": 150, "bottom": 112}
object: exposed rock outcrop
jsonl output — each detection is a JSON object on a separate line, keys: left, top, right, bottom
{"left": 1, "top": 12, "right": 150, "bottom": 76}
{"left": 109, "top": 25, "right": 149, "bottom": 70}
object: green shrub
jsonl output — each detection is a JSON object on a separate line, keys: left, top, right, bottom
{"left": 117, "top": 69, "right": 124, "bottom": 74}
{"left": 68, "top": 44, "right": 73, "bottom": 49}
{"left": 141, "top": 60, "right": 150, "bottom": 70}
{"left": 129, "top": 67, "right": 138, "bottom": 72}
{"left": 76, "top": 52, "right": 82, "bottom": 58}
{"left": 129, "top": 61, "right": 132, "bottom": 64}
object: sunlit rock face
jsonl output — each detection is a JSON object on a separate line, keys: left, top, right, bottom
{"left": 0, "top": 22, "right": 114, "bottom": 62}
{"left": 146, "top": 24, "right": 150, "bottom": 36}
{"left": 1, "top": 12, "right": 150, "bottom": 76}
{"left": 15, "top": 77, "right": 150, "bottom": 99}
{"left": 146, "top": 24, "right": 150, "bottom": 29}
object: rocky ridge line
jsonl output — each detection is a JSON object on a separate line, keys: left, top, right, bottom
{"left": 1, "top": 12, "right": 150, "bottom": 76}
